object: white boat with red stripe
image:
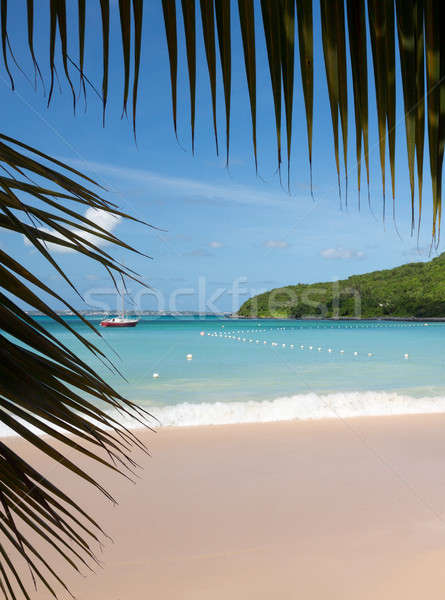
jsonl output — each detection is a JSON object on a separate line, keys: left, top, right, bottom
{"left": 100, "top": 282, "right": 139, "bottom": 328}
{"left": 100, "top": 316, "right": 139, "bottom": 327}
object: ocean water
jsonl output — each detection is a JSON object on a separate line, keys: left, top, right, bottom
{"left": 9, "top": 316, "right": 445, "bottom": 431}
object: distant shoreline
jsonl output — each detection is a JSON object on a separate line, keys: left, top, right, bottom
{"left": 232, "top": 315, "right": 445, "bottom": 322}
{"left": 28, "top": 312, "right": 445, "bottom": 322}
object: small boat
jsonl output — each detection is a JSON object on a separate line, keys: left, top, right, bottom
{"left": 100, "top": 316, "right": 139, "bottom": 327}
{"left": 100, "top": 284, "right": 139, "bottom": 328}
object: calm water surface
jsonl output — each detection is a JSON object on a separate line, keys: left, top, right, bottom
{"left": 29, "top": 316, "right": 445, "bottom": 428}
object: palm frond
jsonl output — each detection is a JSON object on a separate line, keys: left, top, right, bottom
{"left": 346, "top": 0, "right": 369, "bottom": 207}
{"left": 320, "top": 0, "right": 345, "bottom": 202}
{"left": 0, "top": 133, "right": 154, "bottom": 597}
{"left": 3, "top": 1, "right": 444, "bottom": 234}
{"left": 296, "top": 0, "right": 313, "bottom": 192}
{"left": 238, "top": 0, "right": 256, "bottom": 167}
{"left": 414, "top": 2, "right": 425, "bottom": 233}
{"left": 215, "top": 0, "right": 231, "bottom": 165}
{"left": 424, "top": 0, "right": 444, "bottom": 240}
{"left": 162, "top": 0, "right": 178, "bottom": 137}
{"left": 261, "top": 0, "right": 282, "bottom": 173}
{"left": 181, "top": 0, "right": 197, "bottom": 153}
{"left": 396, "top": 0, "right": 419, "bottom": 230}
{"left": 280, "top": 0, "right": 295, "bottom": 188}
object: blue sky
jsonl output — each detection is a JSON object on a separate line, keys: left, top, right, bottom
{"left": 1, "top": 1, "right": 440, "bottom": 313}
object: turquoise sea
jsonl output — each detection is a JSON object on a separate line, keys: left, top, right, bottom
{"left": 14, "top": 315, "right": 445, "bottom": 431}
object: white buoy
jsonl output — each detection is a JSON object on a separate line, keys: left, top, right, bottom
{"left": 152, "top": 372, "right": 159, "bottom": 378}
{"left": 353, "top": 351, "right": 358, "bottom": 356}
{"left": 186, "top": 354, "right": 193, "bottom": 360}
{"left": 282, "top": 343, "right": 286, "bottom": 347}
{"left": 318, "top": 347, "right": 322, "bottom": 351}
{"left": 200, "top": 331, "right": 205, "bottom": 336}
{"left": 309, "top": 346, "right": 313, "bottom": 350}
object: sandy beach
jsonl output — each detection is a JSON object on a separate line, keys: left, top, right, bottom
{"left": 8, "top": 414, "right": 445, "bottom": 599}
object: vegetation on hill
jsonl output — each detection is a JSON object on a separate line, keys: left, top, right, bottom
{"left": 238, "top": 254, "right": 445, "bottom": 319}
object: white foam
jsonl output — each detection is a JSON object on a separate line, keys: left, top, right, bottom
{"left": 3, "top": 392, "right": 445, "bottom": 437}
{"left": 148, "top": 391, "right": 445, "bottom": 428}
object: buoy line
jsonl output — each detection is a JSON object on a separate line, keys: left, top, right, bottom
{"left": 217, "top": 321, "right": 431, "bottom": 338}
{"left": 200, "top": 329, "right": 414, "bottom": 360}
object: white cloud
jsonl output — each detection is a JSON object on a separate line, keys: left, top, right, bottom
{"left": 65, "top": 159, "right": 299, "bottom": 208}
{"left": 320, "top": 247, "right": 365, "bottom": 260}
{"left": 209, "top": 241, "right": 223, "bottom": 248}
{"left": 264, "top": 240, "right": 289, "bottom": 248}
{"left": 24, "top": 207, "right": 121, "bottom": 254}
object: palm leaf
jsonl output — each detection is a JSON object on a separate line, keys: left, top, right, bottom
{"left": 25, "top": 0, "right": 43, "bottom": 91}
{"left": 1, "top": 0, "right": 14, "bottom": 89}
{"left": 119, "top": 0, "right": 131, "bottom": 117}
{"left": 385, "top": 1, "right": 397, "bottom": 219}
{"left": 0, "top": 132, "right": 154, "bottom": 597}
{"left": 346, "top": 0, "right": 369, "bottom": 207}
{"left": 261, "top": 0, "right": 282, "bottom": 172}
{"left": 336, "top": 0, "right": 348, "bottom": 204}
{"left": 215, "top": 0, "right": 231, "bottom": 165}
{"left": 396, "top": 0, "right": 418, "bottom": 230}
{"left": 238, "top": 0, "right": 256, "bottom": 168}
{"left": 280, "top": 0, "right": 295, "bottom": 188}
{"left": 132, "top": 0, "right": 144, "bottom": 136}
{"left": 162, "top": 0, "right": 178, "bottom": 136}
{"left": 200, "top": 0, "right": 219, "bottom": 153}
{"left": 415, "top": 2, "right": 425, "bottom": 235}
{"left": 368, "top": 0, "right": 388, "bottom": 218}
{"left": 296, "top": 0, "right": 313, "bottom": 193}
{"left": 77, "top": 0, "right": 86, "bottom": 98}
{"left": 5, "top": 1, "right": 443, "bottom": 231}
{"left": 181, "top": 0, "right": 197, "bottom": 152}
{"left": 424, "top": 0, "right": 444, "bottom": 240}
{"left": 320, "top": 0, "right": 342, "bottom": 199}
{"left": 99, "top": 0, "right": 110, "bottom": 125}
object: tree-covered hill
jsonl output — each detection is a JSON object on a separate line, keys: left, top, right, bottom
{"left": 238, "top": 254, "right": 445, "bottom": 319}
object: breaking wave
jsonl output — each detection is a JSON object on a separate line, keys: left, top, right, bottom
{"left": 148, "top": 391, "right": 445, "bottom": 427}
{"left": 3, "top": 391, "right": 445, "bottom": 437}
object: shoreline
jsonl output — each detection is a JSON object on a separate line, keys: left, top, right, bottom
{"left": 234, "top": 315, "right": 445, "bottom": 321}
{"left": 4, "top": 390, "right": 445, "bottom": 437}
{"left": 9, "top": 413, "right": 445, "bottom": 599}
{"left": 29, "top": 313, "right": 445, "bottom": 321}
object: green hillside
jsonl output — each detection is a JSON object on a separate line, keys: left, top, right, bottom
{"left": 238, "top": 254, "right": 445, "bottom": 319}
